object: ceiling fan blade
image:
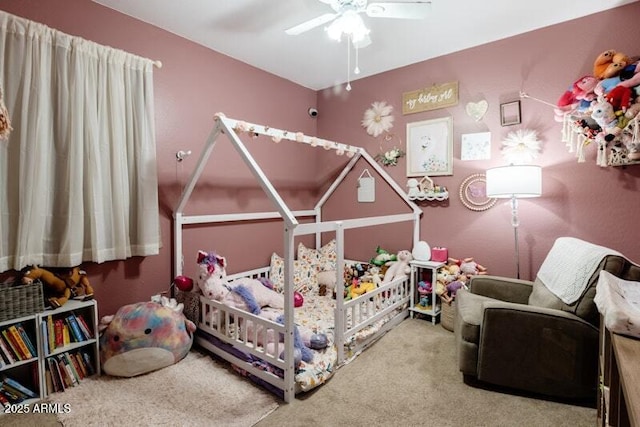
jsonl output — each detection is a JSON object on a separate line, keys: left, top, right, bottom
{"left": 365, "top": 2, "right": 432, "bottom": 19}
{"left": 285, "top": 13, "right": 338, "bottom": 35}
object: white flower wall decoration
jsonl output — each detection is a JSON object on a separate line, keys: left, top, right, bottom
{"left": 362, "top": 101, "right": 394, "bottom": 137}
{"left": 501, "top": 129, "right": 542, "bottom": 164}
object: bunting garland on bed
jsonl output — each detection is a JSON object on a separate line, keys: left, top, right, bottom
{"left": 216, "top": 112, "right": 359, "bottom": 157}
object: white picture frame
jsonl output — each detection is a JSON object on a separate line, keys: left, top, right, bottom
{"left": 461, "top": 132, "right": 491, "bottom": 161}
{"left": 406, "top": 116, "right": 453, "bottom": 177}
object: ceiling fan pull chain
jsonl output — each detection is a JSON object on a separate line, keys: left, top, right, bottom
{"left": 354, "top": 45, "right": 360, "bottom": 75}
{"left": 346, "top": 36, "right": 352, "bottom": 91}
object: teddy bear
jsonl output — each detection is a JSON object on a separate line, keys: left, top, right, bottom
{"left": 382, "top": 250, "right": 413, "bottom": 283}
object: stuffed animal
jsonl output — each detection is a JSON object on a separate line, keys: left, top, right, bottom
{"left": 63, "top": 266, "right": 95, "bottom": 301}
{"left": 606, "top": 86, "right": 633, "bottom": 112}
{"left": 22, "top": 265, "right": 93, "bottom": 308}
{"left": 99, "top": 296, "right": 196, "bottom": 377}
{"left": 196, "top": 250, "right": 284, "bottom": 310}
{"left": 593, "top": 50, "right": 630, "bottom": 79}
{"left": 417, "top": 280, "right": 432, "bottom": 296}
{"left": 22, "top": 266, "right": 70, "bottom": 308}
{"left": 459, "top": 257, "right": 488, "bottom": 277}
{"left": 382, "top": 250, "right": 413, "bottom": 283}
{"left": 593, "top": 50, "right": 617, "bottom": 79}
{"left": 604, "top": 53, "right": 632, "bottom": 79}
{"left": 369, "top": 246, "right": 397, "bottom": 267}
{"left": 617, "top": 62, "right": 640, "bottom": 93}
{"left": 557, "top": 75, "right": 599, "bottom": 112}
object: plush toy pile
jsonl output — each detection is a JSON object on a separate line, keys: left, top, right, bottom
{"left": 337, "top": 247, "right": 413, "bottom": 301}
{"left": 555, "top": 49, "right": 640, "bottom": 166}
{"left": 429, "top": 257, "right": 487, "bottom": 305}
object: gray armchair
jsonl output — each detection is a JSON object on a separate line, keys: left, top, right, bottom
{"left": 454, "top": 237, "right": 640, "bottom": 402}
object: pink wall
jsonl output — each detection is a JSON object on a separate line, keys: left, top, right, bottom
{"left": 318, "top": 1, "right": 640, "bottom": 280}
{"left": 2, "top": 0, "right": 640, "bottom": 316}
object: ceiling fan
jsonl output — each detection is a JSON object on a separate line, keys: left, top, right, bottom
{"left": 285, "top": 0, "right": 432, "bottom": 40}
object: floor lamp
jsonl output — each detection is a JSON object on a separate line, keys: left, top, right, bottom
{"left": 486, "top": 165, "right": 542, "bottom": 279}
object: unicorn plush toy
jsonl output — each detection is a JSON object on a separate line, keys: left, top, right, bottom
{"left": 195, "top": 250, "right": 318, "bottom": 366}
{"left": 196, "top": 250, "right": 284, "bottom": 312}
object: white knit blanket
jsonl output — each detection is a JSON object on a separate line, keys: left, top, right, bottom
{"left": 537, "top": 237, "right": 621, "bottom": 304}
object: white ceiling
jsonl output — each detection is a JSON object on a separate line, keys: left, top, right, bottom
{"left": 93, "top": 0, "right": 637, "bottom": 91}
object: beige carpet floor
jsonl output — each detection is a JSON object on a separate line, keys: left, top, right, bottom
{"left": 3, "top": 350, "right": 278, "bottom": 427}
{"left": 256, "top": 318, "right": 597, "bottom": 427}
{"left": 2, "top": 318, "right": 597, "bottom": 427}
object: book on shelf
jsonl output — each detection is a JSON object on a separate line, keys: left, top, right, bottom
{"left": 16, "top": 324, "right": 37, "bottom": 358}
{"left": 1, "top": 376, "right": 37, "bottom": 399}
{"left": 62, "top": 323, "right": 70, "bottom": 346}
{"left": 47, "top": 357, "right": 64, "bottom": 393}
{"left": 72, "top": 352, "right": 87, "bottom": 378}
{"left": 57, "top": 354, "right": 78, "bottom": 387}
{"left": 1, "top": 329, "right": 24, "bottom": 360}
{"left": 54, "top": 356, "right": 72, "bottom": 389}
{"left": 65, "top": 315, "right": 85, "bottom": 342}
{"left": 0, "top": 387, "right": 23, "bottom": 404}
{"left": 0, "top": 336, "right": 15, "bottom": 364}
{"left": 44, "top": 367, "right": 53, "bottom": 395}
{"left": 8, "top": 325, "right": 33, "bottom": 359}
{"left": 0, "top": 391, "right": 10, "bottom": 408}
{"left": 81, "top": 350, "right": 96, "bottom": 376}
{"left": 54, "top": 319, "right": 64, "bottom": 349}
{"left": 47, "top": 316, "right": 55, "bottom": 353}
{"left": 63, "top": 352, "right": 82, "bottom": 383}
{"left": 75, "top": 314, "right": 94, "bottom": 339}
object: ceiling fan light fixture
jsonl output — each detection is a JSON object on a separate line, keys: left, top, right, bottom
{"left": 326, "top": 10, "right": 370, "bottom": 43}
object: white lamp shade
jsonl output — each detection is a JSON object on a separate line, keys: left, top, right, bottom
{"left": 486, "top": 165, "right": 542, "bottom": 198}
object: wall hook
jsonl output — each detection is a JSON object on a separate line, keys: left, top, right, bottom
{"left": 176, "top": 150, "right": 192, "bottom": 162}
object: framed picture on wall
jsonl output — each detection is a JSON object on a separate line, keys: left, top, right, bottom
{"left": 406, "top": 116, "right": 453, "bottom": 177}
{"left": 500, "top": 100, "right": 521, "bottom": 126}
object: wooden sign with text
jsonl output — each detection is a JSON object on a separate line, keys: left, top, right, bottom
{"left": 402, "top": 81, "right": 459, "bottom": 115}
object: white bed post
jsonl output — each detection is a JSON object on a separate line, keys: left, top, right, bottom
{"left": 173, "top": 121, "right": 223, "bottom": 277}
{"left": 283, "top": 225, "right": 296, "bottom": 403}
{"left": 334, "top": 223, "right": 345, "bottom": 364}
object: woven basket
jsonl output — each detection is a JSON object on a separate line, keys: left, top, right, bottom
{"left": 0, "top": 279, "right": 44, "bottom": 322}
{"left": 441, "top": 299, "right": 456, "bottom": 332}
{"left": 175, "top": 290, "right": 200, "bottom": 324}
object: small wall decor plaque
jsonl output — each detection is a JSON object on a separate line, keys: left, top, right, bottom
{"left": 500, "top": 100, "right": 521, "bottom": 126}
{"left": 402, "top": 81, "right": 459, "bottom": 115}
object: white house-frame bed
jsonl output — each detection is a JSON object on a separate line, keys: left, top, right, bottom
{"left": 173, "top": 114, "right": 421, "bottom": 402}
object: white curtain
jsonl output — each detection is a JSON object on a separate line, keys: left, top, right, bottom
{"left": 0, "top": 11, "right": 160, "bottom": 272}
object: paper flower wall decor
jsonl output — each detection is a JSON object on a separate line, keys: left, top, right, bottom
{"left": 501, "top": 129, "right": 542, "bottom": 164}
{"left": 362, "top": 101, "right": 394, "bottom": 137}
{"left": 375, "top": 147, "right": 405, "bottom": 166}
